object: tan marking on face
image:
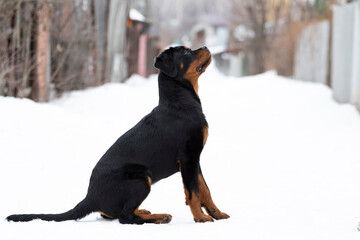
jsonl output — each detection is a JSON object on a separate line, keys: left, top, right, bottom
{"left": 180, "top": 63, "right": 184, "bottom": 69}
{"left": 184, "top": 50, "right": 212, "bottom": 95}
{"left": 184, "top": 46, "right": 191, "bottom": 50}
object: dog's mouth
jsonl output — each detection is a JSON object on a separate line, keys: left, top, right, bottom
{"left": 196, "top": 55, "right": 211, "bottom": 72}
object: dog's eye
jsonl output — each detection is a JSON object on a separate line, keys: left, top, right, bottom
{"left": 196, "top": 65, "right": 203, "bottom": 72}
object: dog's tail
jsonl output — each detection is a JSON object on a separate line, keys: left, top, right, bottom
{"left": 6, "top": 197, "right": 94, "bottom": 222}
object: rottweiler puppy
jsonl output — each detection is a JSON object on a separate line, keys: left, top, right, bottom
{"left": 7, "top": 46, "right": 229, "bottom": 224}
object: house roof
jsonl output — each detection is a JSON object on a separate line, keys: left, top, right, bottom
{"left": 129, "top": 8, "right": 146, "bottom": 22}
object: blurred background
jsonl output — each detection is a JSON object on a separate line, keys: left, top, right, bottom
{"left": 0, "top": 0, "right": 359, "bottom": 108}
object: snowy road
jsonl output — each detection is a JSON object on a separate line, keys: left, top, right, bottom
{"left": 1, "top": 67, "right": 360, "bottom": 240}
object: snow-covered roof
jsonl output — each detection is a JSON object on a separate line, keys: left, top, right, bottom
{"left": 129, "top": 8, "right": 146, "bottom": 22}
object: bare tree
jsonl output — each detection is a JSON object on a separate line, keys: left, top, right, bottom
{"left": 101, "top": 0, "right": 111, "bottom": 84}
{"left": 0, "top": 0, "right": 38, "bottom": 98}
{"left": 33, "top": 0, "right": 51, "bottom": 102}
{"left": 90, "top": 0, "right": 99, "bottom": 86}
{"left": 0, "top": 0, "right": 129, "bottom": 101}
{"left": 107, "top": 0, "right": 130, "bottom": 83}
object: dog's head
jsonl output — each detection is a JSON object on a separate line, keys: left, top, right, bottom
{"left": 154, "top": 46, "right": 212, "bottom": 94}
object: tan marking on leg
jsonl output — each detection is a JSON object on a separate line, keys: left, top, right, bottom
{"left": 138, "top": 209, "right": 151, "bottom": 215}
{"left": 132, "top": 178, "right": 171, "bottom": 224}
{"left": 177, "top": 160, "right": 181, "bottom": 171}
{"left": 147, "top": 176, "right": 152, "bottom": 188}
{"left": 98, "top": 211, "right": 115, "bottom": 219}
{"left": 134, "top": 208, "right": 172, "bottom": 224}
{"left": 184, "top": 187, "right": 213, "bottom": 223}
{"left": 198, "top": 174, "right": 230, "bottom": 220}
{"left": 203, "top": 126, "right": 209, "bottom": 147}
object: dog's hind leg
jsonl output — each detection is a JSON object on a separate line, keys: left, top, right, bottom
{"left": 117, "top": 165, "right": 172, "bottom": 224}
{"left": 118, "top": 177, "right": 172, "bottom": 224}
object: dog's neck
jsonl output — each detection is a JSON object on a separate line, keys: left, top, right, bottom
{"left": 158, "top": 72, "right": 201, "bottom": 109}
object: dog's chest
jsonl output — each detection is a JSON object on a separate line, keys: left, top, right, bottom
{"left": 153, "top": 106, "right": 208, "bottom": 147}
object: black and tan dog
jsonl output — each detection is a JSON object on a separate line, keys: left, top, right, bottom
{"left": 7, "top": 46, "right": 229, "bottom": 224}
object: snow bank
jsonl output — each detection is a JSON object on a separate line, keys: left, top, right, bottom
{"left": 1, "top": 67, "right": 360, "bottom": 240}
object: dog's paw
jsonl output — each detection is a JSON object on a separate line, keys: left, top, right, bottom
{"left": 154, "top": 214, "right": 172, "bottom": 224}
{"left": 213, "top": 211, "right": 230, "bottom": 220}
{"left": 205, "top": 207, "right": 230, "bottom": 220}
{"left": 194, "top": 214, "right": 214, "bottom": 223}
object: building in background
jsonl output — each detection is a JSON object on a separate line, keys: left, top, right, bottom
{"left": 127, "top": 8, "right": 158, "bottom": 78}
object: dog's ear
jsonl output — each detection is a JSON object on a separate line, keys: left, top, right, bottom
{"left": 154, "top": 50, "right": 178, "bottom": 78}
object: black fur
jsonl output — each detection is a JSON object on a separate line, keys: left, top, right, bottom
{"left": 7, "top": 46, "right": 214, "bottom": 224}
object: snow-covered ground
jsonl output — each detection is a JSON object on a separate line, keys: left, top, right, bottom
{"left": 1, "top": 65, "right": 360, "bottom": 240}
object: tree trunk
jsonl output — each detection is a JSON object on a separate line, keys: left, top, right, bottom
{"left": 101, "top": 0, "right": 110, "bottom": 84}
{"left": 107, "top": 0, "right": 129, "bottom": 83}
{"left": 90, "top": 0, "right": 99, "bottom": 85}
{"left": 33, "top": 0, "right": 50, "bottom": 102}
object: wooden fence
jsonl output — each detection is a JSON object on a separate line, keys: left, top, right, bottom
{"left": 294, "top": 1, "right": 360, "bottom": 109}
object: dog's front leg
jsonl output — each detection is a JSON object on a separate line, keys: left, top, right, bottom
{"left": 179, "top": 158, "right": 213, "bottom": 223}
{"left": 198, "top": 167, "right": 230, "bottom": 220}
